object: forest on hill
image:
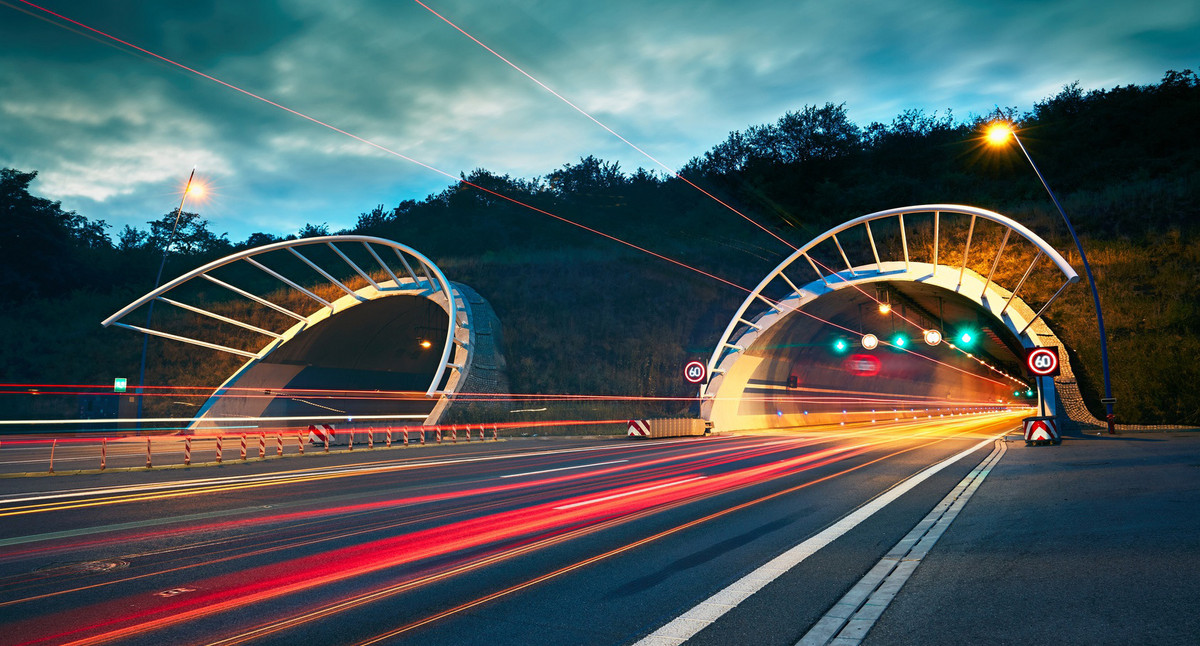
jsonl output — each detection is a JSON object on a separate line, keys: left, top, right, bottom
{"left": 1, "top": 69, "right": 1197, "bottom": 425}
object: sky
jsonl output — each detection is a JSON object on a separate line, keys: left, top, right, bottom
{"left": 1, "top": 0, "right": 1197, "bottom": 243}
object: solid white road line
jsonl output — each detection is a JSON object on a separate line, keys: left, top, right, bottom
{"left": 501, "top": 460, "right": 628, "bottom": 478}
{"left": 632, "top": 434, "right": 1001, "bottom": 646}
{"left": 796, "top": 439, "right": 1007, "bottom": 646}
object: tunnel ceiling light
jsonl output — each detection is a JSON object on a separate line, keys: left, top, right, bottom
{"left": 419, "top": 339, "right": 433, "bottom": 349}
{"left": 861, "top": 333, "right": 879, "bottom": 350}
{"left": 923, "top": 329, "right": 942, "bottom": 346}
{"left": 878, "top": 302, "right": 891, "bottom": 315}
{"left": 958, "top": 330, "right": 975, "bottom": 345}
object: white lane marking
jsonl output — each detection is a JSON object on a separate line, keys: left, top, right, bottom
{"left": 554, "top": 476, "right": 707, "bottom": 510}
{"left": 632, "top": 434, "right": 1002, "bottom": 646}
{"left": 500, "top": 460, "right": 628, "bottom": 478}
{"left": 797, "top": 439, "right": 1007, "bottom": 646}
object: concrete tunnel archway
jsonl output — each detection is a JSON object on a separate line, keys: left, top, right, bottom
{"left": 102, "top": 236, "right": 508, "bottom": 431}
{"left": 702, "top": 205, "right": 1079, "bottom": 432}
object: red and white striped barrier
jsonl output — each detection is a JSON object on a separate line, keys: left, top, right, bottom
{"left": 146, "top": 437, "right": 152, "bottom": 468}
{"left": 101, "top": 438, "right": 107, "bottom": 470}
{"left": 276, "top": 433, "right": 283, "bottom": 457}
{"left": 258, "top": 434, "right": 266, "bottom": 459}
{"left": 308, "top": 424, "right": 336, "bottom": 446}
{"left": 297, "top": 432, "right": 305, "bottom": 454}
{"left": 216, "top": 435, "right": 223, "bottom": 463}
{"left": 239, "top": 434, "right": 247, "bottom": 460}
{"left": 184, "top": 436, "right": 192, "bottom": 466}
{"left": 1023, "top": 416, "right": 1061, "bottom": 446}
{"left": 627, "top": 419, "right": 651, "bottom": 438}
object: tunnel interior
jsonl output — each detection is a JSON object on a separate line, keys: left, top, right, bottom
{"left": 199, "top": 295, "right": 450, "bottom": 421}
{"left": 722, "top": 281, "right": 1028, "bottom": 425}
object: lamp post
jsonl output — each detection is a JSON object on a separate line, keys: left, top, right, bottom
{"left": 986, "top": 123, "right": 1116, "bottom": 434}
{"left": 135, "top": 169, "right": 205, "bottom": 430}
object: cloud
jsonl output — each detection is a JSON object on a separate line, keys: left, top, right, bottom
{"left": 0, "top": 0, "right": 1195, "bottom": 244}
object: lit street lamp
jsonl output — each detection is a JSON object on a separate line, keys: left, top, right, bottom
{"left": 135, "top": 169, "right": 206, "bottom": 429}
{"left": 986, "top": 123, "right": 1116, "bottom": 434}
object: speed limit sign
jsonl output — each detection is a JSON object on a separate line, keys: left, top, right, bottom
{"left": 683, "top": 360, "right": 708, "bottom": 384}
{"left": 1025, "top": 347, "right": 1060, "bottom": 377}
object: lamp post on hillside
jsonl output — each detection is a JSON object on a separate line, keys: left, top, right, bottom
{"left": 985, "top": 123, "right": 1116, "bottom": 434}
{"left": 135, "top": 169, "right": 206, "bottom": 430}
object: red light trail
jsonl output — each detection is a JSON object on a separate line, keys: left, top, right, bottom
{"left": 410, "top": 0, "right": 799, "bottom": 252}
{"left": 0, "top": 424, "right": 1014, "bottom": 645}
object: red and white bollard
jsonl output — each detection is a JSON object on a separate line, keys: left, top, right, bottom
{"left": 451, "top": 425, "right": 457, "bottom": 444}
{"left": 465, "top": 425, "right": 471, "bottom": 442}
{"left": 240, "top": 435, "right": 247, "bottom": 460}
{"left": 258, "top": 434, "right": 266, "bottom": 459}
{"left": 216, "top": 435, "right": 224, "bottom": 463}
{"left": 184, "top": 436, "right": 192, "bottom": 466}
{"left": 436, "top": 427, "right": 442, "bottom": 443}
{"left": 368, "top": 430, "right": 374, "bottom": 449}
{"left": 277, "top": 433, "right": 283, "bottom": 457}
{"left": 492, "top": 424, "right": 499, "bottom": 441}
{"left": 348, "top": 431, "right": 354, "bottom": 451}
{"left": 298, "top": 432, "right": 305, "bottom": 454}
{"left": 385, "top": 426, "right": 392, "bottom": 448}
{"left": 146, "top": 437, "right": 152, "bottom": 468}
{"left": 324, "top": 434, "right": 329, "bottom": 453}
{"left": 419, "top": 428, "right": 425, "bottom": 445}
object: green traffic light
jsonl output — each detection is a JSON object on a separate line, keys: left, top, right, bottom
{"left": 833, "top": 338, "right": 848, "bottom": 353}
{"left": 958, "top": 330, "right": 975, "bottom": 345}
{"left": 1025, "top": 389, "right": 1034, "bottom": 397}
{"left": 891, "top": 334, "right": 907, "bottom": 348}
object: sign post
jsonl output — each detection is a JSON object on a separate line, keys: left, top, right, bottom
{"left": 1023, "top": 347, "right": 1062, "bottom": 446}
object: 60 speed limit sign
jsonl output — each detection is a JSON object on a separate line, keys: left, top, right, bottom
{"left": 1025, "top": 347, "right": 1060, "bottom": 377}
{"left": 683, "top": 360, "right": 708, "bottom": 384}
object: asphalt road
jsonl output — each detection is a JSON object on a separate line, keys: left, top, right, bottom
{"left": 1, "top": 412, "right": 1032, "bottom": 645}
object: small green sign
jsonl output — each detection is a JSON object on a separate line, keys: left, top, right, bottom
{"left": 114, "top": 377, "right": 127, "bottom": 393}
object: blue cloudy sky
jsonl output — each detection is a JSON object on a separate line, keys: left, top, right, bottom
{"left": 1, "top": 0, "right": 1196, "bottom": 242}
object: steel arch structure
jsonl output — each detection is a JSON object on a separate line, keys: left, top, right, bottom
{"left": 103, "top": 236, "right": 475, "bottom": 425}
{"left": 701, "top": 204, "right": 1079, "bottom": 428}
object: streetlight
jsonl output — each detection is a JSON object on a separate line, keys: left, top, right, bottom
{"left": 986, "top": 122, "right": 1116, "bottom": 434}
{"left": 136, "top": 169, "right": 206, "bottom": 429}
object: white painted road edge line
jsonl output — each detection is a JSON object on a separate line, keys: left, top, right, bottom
{"left": 501, "top": 459, "right": 628, "bottom": 478}
{"left": 796, "top": 439, "right": 1008, "bottom": 646}
{"left": 631, "top": 434, "right": 1002, "bottom": 646}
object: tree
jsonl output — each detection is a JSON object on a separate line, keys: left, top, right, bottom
{"left": 297, "top": 222, "right": 330, "bottom": 238}
{"left": 0, "top": 167, "right": 111, "bottom": 300}
{"left": 145, "top": 210, "right": 230, "bottom": 256}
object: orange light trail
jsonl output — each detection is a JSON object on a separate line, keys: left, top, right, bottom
{"left": 5, "top": 426, "right": 998, "bottom": 645}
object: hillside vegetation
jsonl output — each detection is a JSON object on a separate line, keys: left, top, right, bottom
{"left": 2, "top": 70, "right": 1197, "bottom": 425}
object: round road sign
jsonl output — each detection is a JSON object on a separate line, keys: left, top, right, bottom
{"left": 1025, "top": 347, "right": 1060, "bottom": 376}
{"left": 683, "top": 360, "right": 708, "bottom": 384}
